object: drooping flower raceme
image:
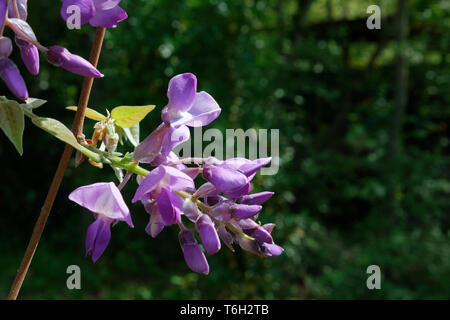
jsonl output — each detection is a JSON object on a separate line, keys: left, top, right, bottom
{"left": 0, "top": 0, "right": 103, "bottom": 100}
{"left": 69, "top": 182, "right": 134, "bottom": 262}
{"left": 61, "top": 0, "right": 127, "bottom": 28}
{"left": 68, "top": 73, "right": 283, "bottom": 274}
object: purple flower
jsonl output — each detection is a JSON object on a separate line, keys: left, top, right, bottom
{"left": 15, "top": 37, "right": 39, "bottom": 75}
{"left": 195, "top": 214, "right": 221, "bottom": 254}
{"left": 133, "top": 73, "right": 221, "bottom": 164}
{"left": 61, "top": 0, "right": 127, "bottom": 28}
{"left": 46, "top": 45, "right": 103, "bottom": 78}
{"left": 237, "top": 191, "right": 274, "bottom": 205}
{"left": 68, "top": 182, "right": 134, "bottom": 262}
{"left": 132, "top": 165, "right": 194, "bottom": 226}
{"left": 179, "top": 229, "right": 209, "bottom": 274}
{"left": 0, "top": 58, "right": 28, "bottom": 100}
{"left": 161, "top": 73, "right": 221, "bottom": 128}
{"left": 202, "top": 157, "right": 272, "bottom": 197}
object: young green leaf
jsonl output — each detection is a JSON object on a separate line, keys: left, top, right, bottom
{"left": 110, "top": 105, "right": 155, "bottom": 128}
{"left": 0, "top": 98, "right": 25, "bottom": 155}
{"left": 31, "top": 117, "right": 101, "bottom": 163}
{"left": 66, "top": 106, "right": 106, "bottom": 122}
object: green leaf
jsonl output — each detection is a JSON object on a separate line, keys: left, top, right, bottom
{"left": 66, "top": 106, "right": 106, "bottom": 122}
{"left": 122, "top": 123, "right": 140, "bottom": 147}
{"left": 32, "top": 117, "right": 80, "bottom": 148}
{"left": 0, "top": 98, "right": 25, "bottom": 155}
{"left": 22, "top": 98, "right": 47, "bottom": 110}
{"left": 111, "top": 105, "right": 155, "bottom": 128}
{"left": 31, "top": 116, "right": 102, "bottom": 163}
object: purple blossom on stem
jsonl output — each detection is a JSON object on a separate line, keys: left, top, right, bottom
{"left": 68, "top": 182, "right": 133, "bottom": 262}
{"left": 133, "top": 73, "right": 221, "bottom": 164}
{"left": 0, "top": 58, "right": 28, "bottom": 100}
{"left": 179, "top": 228, "right": 209, "bottom": 274}
{"left": 46, "top": 45, "right": 103, "bottom": 78}
{"left": 60, "top": 0, "right": 127, "bottom": 29}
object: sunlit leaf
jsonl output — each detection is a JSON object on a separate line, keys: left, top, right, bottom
{"left": 0, "top": 97, "right": 25, "bottom": 155}
{"left": 32, "top": 117, "right": 80, "bottom": 150}
{"left": 66, "top": 106, "right": 106, "bottom": 122}
{"left": 111, "top": 105, "right": 155, "bottom": 128}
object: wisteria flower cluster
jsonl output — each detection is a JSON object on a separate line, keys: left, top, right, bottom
{"left": 0, "top": 0, "right": 127, "bottom": 101}
{"left": 68, "top": 73, "right": 283, "bottom": 274}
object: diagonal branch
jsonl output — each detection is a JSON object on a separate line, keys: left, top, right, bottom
{"left": 7, "top": 27, "right": 106, "bottom": 300}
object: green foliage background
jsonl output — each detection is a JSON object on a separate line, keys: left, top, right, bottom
{"left": 0, "top": 0, "right": 449, "bottom": 299}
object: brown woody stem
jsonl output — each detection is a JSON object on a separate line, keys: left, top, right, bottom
{"left": 7, "top": 27, "right": 106, "bottom": 300}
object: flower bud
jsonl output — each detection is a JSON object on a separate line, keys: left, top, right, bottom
{"left": 179, "top": 229, "right": 209, "bottom": 274}
{"left": 230, "top": 203, "right": 262, "bottom": 220}
{"left": 46, "top": 45, "right": 103, "bottom": 78}
{"left": 202, "top": 164, "right": 249, "bottom": 194}
{"left": 0, "top": 58, "right": 28, "bottom": 100}
{"left": 16, "top": 37, "right": 39, "bottom": 75}
{"left": 195, "top": 214, "right": 221, "bottom": 254}
{"left": 237, "top": 191, "right": 274, "bottom": 205}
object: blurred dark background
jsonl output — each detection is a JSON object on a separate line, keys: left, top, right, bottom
{"left": 1, "top": 0, "right": 449, "bottom": 299}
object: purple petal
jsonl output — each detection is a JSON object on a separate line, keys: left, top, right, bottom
{"left": 182, "top": 198, "right": 201, "bottom": 223}
{"left": 260, "top": 243, "right": 284, "bottom": 257}
{"left": 183, "top": 91, "right": 221, "bottom": 127}
{"left": 162, "top": 165, "right": 195, "bottom": 191}
{"left": 133, "top": 123, "right": 170, "bottom": 164}
{"left": 181, "top": 167, "right": 201, "bottom": 180}
{"left": 252, "top": 227, "right": 273, "bottom": 244}
{"left": 89, "top": 4, "right": 127, "bottom": 28}
{"left": 93, "top": 0, "right": 121, "bottom": 10}
{"left": 86, "top": 218, "right": 112, "bottom": 263}
{"left": 0, "top": 1, "right": 6, "bottom": 30}
{"left": 217, "top": 224, "right": 235, "bottom": 251}
{"left": 132, "top": 166, "right": 166, "bottom": 203}
{"left": 157, "top": 187, "right": 183, "bottom": 225}
{"left": 223, "top": 182, "right": 251, "bottom": 198}
{"left": 69, "top": 182, "right": 132, "bottom": 226}
{"left": 160, "top": 124, "right": 190, "bottom": 158}
{"left": 202, "top": 165, "right": 249, "bottom": 194}
{"left": 16, "top": 37, "right": 39, "bottom": 75}
{"left": 61, "top": 0, "right": 95, "bottom": 26}
{"left": 262, "top": 223, "right": 275, "bottom": 234}
{"left": 166, "top": 73, "right": 197, "bottom": 114}
{"left": 196, "top": 215, "right": 221, "bottom": 254}
{"left": 8, "top": 0, "right": 28, "bottom": 20}
{"left": 239, "top": 157, "right": 272, "bottom": 177}
{"left": 0, "top": 37, "right": 13, "bottom": 58}
{"left": 209, "top": 201, "right": 233, "bottom": 221}
{"left": 230, "top": 204, "right": 262, "bottom": 220}
{"left": 179, "top": 229, "right": 210, "bottom": 275}
{"left": 0, "top": 58, "right": 28, "bottom": 100}
{"left": 47, "top": 46, "right": 103, "bottom": 78}
{"left": 237, "top": 191, "right": 274, "bottom": 205}
{"left": 145, "top": 210, "right": 165, "bottom": 238}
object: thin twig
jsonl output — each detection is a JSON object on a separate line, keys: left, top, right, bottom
{"left": 7, "top": 27, "right": 106, "bottom": 300}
